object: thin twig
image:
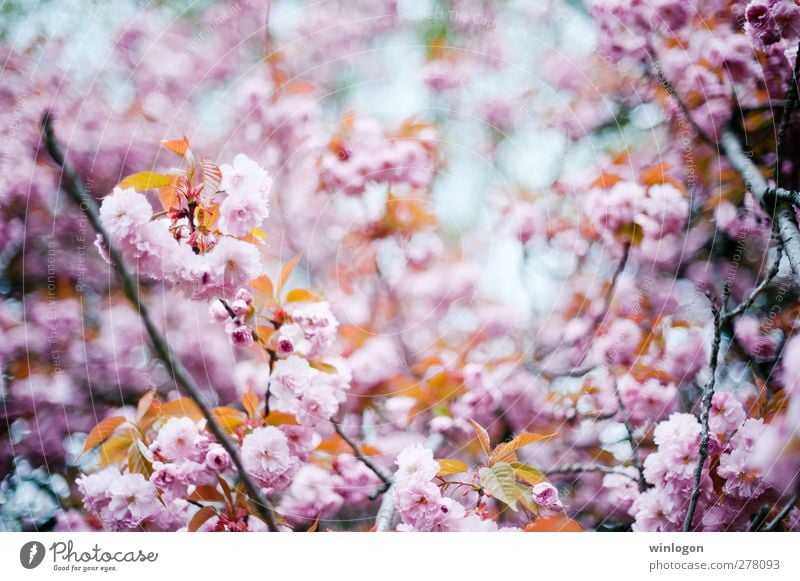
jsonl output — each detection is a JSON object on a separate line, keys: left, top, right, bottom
{"left": 723, "top": 234, "right": 783, "bottom": 321}
{"left": 332, "top": 420, "right": 392, "bottom": 489}
{"left": 683, "top": 297, "right": 723, "bottom": 531}
{"left": 544, "top": 463, "right": 639, "bottom": 482}
{"left": 41, "top": 112, "right": 279, "bottom": 532}
{"left": 762, "top": 494, "right": 798, "bottom": 532}
{"left": 534, "top": 243, "right": 630, "bottom": 376}
{"left": 611, "top": 378, "right": 646, "bottom": 491}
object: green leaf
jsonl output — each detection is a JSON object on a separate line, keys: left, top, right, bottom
{"left": 478, "top": 462, "right": 518, "bottom": 510}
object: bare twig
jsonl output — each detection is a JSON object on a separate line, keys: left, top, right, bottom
{"left": 683, "top": 297, "right": 723, "bottom": 531}
{"left": 534, "top": 242, "right": 630, "bottom": 376}
{"left": 544, "top": 463, "right": 639, "bottom": 482}
{"left": 375, "top": 433, "right": 444, "bottom": 532}
{"left": 332, "top": 420, "right": 392, "bottom": 489}
{"left": 611, "top": 378, "right": 646, "bottom": 491}
{"left": 723, "top": 234, "right": 783, "bottom": 321}
{"left": 41, "top": 113, "right": 279, "bottom": 532}
{"left": 762, "top": 494, "right": 798, "bottom": 532}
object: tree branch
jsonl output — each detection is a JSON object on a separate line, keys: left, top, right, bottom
{"left": 719, "top": 130, "right": 800, "bottom": 286}
{"left": 41, "top": 112, "right": 279, "bottom": 532}
{"left": 762, "top": 494, "right": 798, "bottom": 532}
{"left": 611, "top": 377, "right": 646, "bottom": 491}
{"left": 683, "top": 297, "right": 723, "bottom": 531}
{"left": 723, "top": 232, "right": 783, "bottom": 321}
{"left": 332, "top": 420, "right": 392, "bottom": 489}
{"left": 544, "top": 463, "right": 639, "bottom": 482}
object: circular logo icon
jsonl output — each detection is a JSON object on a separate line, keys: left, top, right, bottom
{"left": 20, "top": 541, "right": 46, "bottom": 569}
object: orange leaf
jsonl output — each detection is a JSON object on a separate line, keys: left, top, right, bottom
{"left": 188, "top": 506, "right": 217, "bottom": 532}
{"left": 157, "top": 177, "right": 181, "bottom": 211}
{"left": 212, "top": 407, "right": 247, "bottom": 432}
{"left": 523, "top": 516, "right": 584, "bottom": 532}
{"left": 136, "top": 390, "right": 157, "bottom": 423}
{"left": 278, "top": 254, "right": 302, "bottom": 294}
{"left": 490, "top": 433, "right": 555, "bottom": 466}
{"left": 469, "top": 419, "right": 491, "bottom": 457}
{"left": 83, "top": 416, "right": 128, "bottom": 452}
{"left": 98, "top": 429, "right": 138, "bottom": 466}
{"left": 242, "top": 390, "right": 260, "bottom": 420}
{"left": 250, "top": 275, "right": 274, "bottom": 299}
{"left": 161, "top": 136, "right": 191, "bottom": 158}
{"left": 157, "top": 398, "right": 204, "bottom": 422}
{"left": 285, "top": 288, "right": 321, "bottom": 303}
{"left": 306, "top": 514, "right": 321, "bottom": 532}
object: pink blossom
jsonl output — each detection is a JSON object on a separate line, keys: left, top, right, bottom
{"left": 531, "top": 482, "right": 564, "bottom": 512}
{"left": 394, "top": 443, "right": 439, "bottom": 487}
{"left": 240, "top": 426, "right": 296, "bottom": 491}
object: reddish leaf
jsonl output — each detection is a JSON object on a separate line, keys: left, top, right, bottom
{"left": 188, "top": 506, "right": 217, "bottom": 532}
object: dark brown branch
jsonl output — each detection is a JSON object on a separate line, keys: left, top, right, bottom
{"left": 683, "top": 297, "right": 723, "bottom": 531}
{"left": 723, "top": 233, "right": 783, "bottom": 321}
{"left": 332, "top": 420, "right": 392, "bottom": 489}
{"left": 762, "top": 494, "right": 798, "bottom": 532}
{"left": 611, "top": 378, "right": 646, "bottom": 491}
{"left": 41, "top": 112, "right": 279, "bottom": 532}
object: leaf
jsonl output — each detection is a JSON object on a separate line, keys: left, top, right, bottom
{"left": 161, "top": 136, "right": 191, "bottom": 158}
{"left": 136, "top": 390, "right": 157, "bottom": 423}
{"left": 469, "top": 419, "right": 491, "bottom": 457}
{"left": 83, "top": 416, "right": 127, "bottom": 452}
{"left": 523, "top": 516, "right": 584, "bottom": 532}
{"left": 436, "top": 459, "right": 469, "bottom": 476}
{"left": 119, "top": 171, "right": 174, "bottom": 191}
{"left": 617, "top": 222, "right": 644, "bottom": 246}
{"left": 98, "top": 429, "right": 138, "bottom": 466}
{"left": 285, "top": 288, "right": 321, "bottom": 303}
{"left": 157, "top": 177, "right": 181, "bottom": 211}
{"left": 309, "top": 360, "right": 338, "bottom": 374}
{"left": 307, "top": 514, "right": 321, "bottom": 532}
{"left": 278, "top": 254, "right": 302, "bottom": 295}
{"left": 128, "top": 439, "right": 154, "bottom": 478}
{"left": 157, "top": 397, "right": 204, "bottom": 422}
{"left": 212, "top": 407, "right": 246, "bottom": 432}
{"left": 250, "top": 275, "right": 275, "bottom": 303}
{"left": 490, "top": 432, "right": 555, "bottom": 466}
{"left": 478, "top": 462, "right": 518, "bottom": 510}
{"left": 242, "top": 390, "right": 260, "bottom": 420}
{"left": 188, "top": 506, "right": 217, "bottom": 532}
{"left": 187, "top": 485, "right": 226, "bottom": 503}
{"left": 510, "top": 462, "right": 547, "bottom": 486}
